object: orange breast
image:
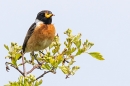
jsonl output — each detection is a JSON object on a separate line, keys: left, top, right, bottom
{"left": 25, "top": 24, "right": 55, "bottom": 52}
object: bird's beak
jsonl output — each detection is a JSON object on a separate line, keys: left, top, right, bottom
{"left": 45, "top": 12, "right": 55, "bottom": 18}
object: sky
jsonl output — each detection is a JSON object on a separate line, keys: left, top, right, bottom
{"left": 0, "top": 0, "right": 130, "bottom": 86}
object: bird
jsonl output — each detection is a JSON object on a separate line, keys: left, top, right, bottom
{"left": 22, "top": 10, "right": 55, "bottom": 65}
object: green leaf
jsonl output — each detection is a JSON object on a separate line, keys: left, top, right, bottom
{"left": 15, "top": 53, "right": 21, "bottom": 60}
{"left": 59, "top": 66, "right": 70, "bottom": 74}
{"left": 71, "top": 66, "right": 80, "bottom": 75}
{"left": 71, "top": 47, "right": 76, "bottom": 53}
{"left": 77, "top": 39, "right": 81, "bottom": 48}
{"left": 84, "top": 39, "right": 88, "bottom": 45}
{"left": 5, "top": 56, "right": 11, "bottom": 59}
{"left": 88, "top": 52, "right": 104, "bottom": 60}
{"left": 73, "top": 33, "right": 81, "bottom": 42}
{"left": 87, "top": 42, "right": 94, "bottom": 49}
{"left": 76, "top": 49, "right": 84, "bottom": 56}
{"left": 56, "top": 55, "right": 63, "bottom": 64}
{"left": 69, "top": 59, "right": 75, "bottom": 66}
{"left": 4, "top": 44, "right": 9, "bottom": 51}
{"left": 11, "top": 42, "right": 15, "bottom": 46}
{"left": 25, "top": 82, "right": 29, "bottom": 86}
{"left": 54, "top": 61, "right": 58, "bottom": 68}
{"left": 29, "top": 74, "right": 36, "bottom": 80}
{"left": 4, "top": 84, "right": 10, "bottom": 86}
{"left": 72, "top": 66, "right": 80, "bottom": 72}
{"left": 64, "top": 41, "right": 68, "bottom": 47}
{"left": 49, "top": 57, "right": 55, "bottom": 66}
{"left": 73, "top": 39, "right": 81, "bottom": 49}
{"left": 64, "top": 28, "right": 72, "bottom": 36}
{"left": 50, "top": 57, "right": 58, "bottom": 68}
{"left": 38, "top": 79, "right": 43, "bottom": 85}
{"left": 44, "top": 63, "right": 51, "bottom": 70}
{"left": 35, "top": 81, "right": 39, "bottom": 86}
{"left": 11, "top": 58, "right": 17, "bottom": 66}
{"left": 52, "top": 49, "right": 56, "bottom": 55}
{"left": 41, "top": 64, "right": 46, "bottom": 69}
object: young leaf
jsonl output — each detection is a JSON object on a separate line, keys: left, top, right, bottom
{"left": 38, "top": 79, "right": 43, "bottom": 85}
{"left": 88, "top": 52, "right": 104, "bottom": 60}
{"left": 71, "top": 66, "right": 80, "bottom": 75}
{"left": 76, "top": 39, "right": 81, "bottom": 49}
{"left": 11, "top": 58, "right": 17, "bottom": 66}
{"left": 35, "top": 81, "right": 39, "bottom": 86}
{"left": 71, "top": 47, "right": 76, "bottom": 53}
{"left": 76, "top": 48, "right": 84, "bottom": 56}
{"left": 69, "top": 59, "right": 75, "bottom": 66}
{"left": 49, "top": 57, "right": 55, "bottom": 66}
{"left": 41, "top": 65, "right": 46, "bottom": 69}
{"left": 56, "top": 54, "right": 63, "bottom": 64}
{"left": 4, "top": 44, "right": 9, "bottom": 51}
{"left": 4, "top": 84, "right": 10, "bottom": 86}
{"left": 44, "top": 63, "right": 51, "bottom": 70}
{"left": 59, "top": 66, "right": 70, "bottom": 74}
{"left": 15, "top": 53, "right": 21, "bottom": 60}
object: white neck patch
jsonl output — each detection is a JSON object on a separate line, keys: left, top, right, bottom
{"left": 35, "top": 19, "right": 44, "bottom": 26}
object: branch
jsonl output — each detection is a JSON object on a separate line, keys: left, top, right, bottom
{"left": 27, "top": 65, "right": 40, "bottom": 74}
{"left": 5, "top": 62, "right": 10, "bottom": 72}
{"left": 18, "top": 61, "right": 26, "bottom": 66}
{"left": 36, "top": 70, "right": 54, "bottom": 80}
{"left": 27, "top": 61, "right": 45, "bottom": 74}
{"left": 11, "top": 65, "right": 24, "bottom": 76}
{"left": 21, "top": 53, "right": 26, "bottom": 76}
{"left": 65, "top": 74, "right": 70, "bottom": 79}
{"left": 63, "top": 58, "right": 69, "bottom": 63}
{"left": 5, "top": 62, "right": 24, "bottom": 76}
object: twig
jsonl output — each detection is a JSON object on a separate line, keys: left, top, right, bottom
{"left": 18, "top": 62, "right": 26, "bottom": 66}
{"left": 36, "top": 70, "right": 53, "bottom": 80}
{"left": 22, "top": 52, "right": 26, "bottom": 76}
{"left": 5, "top": 62, "right": 10, "bottom": 72}
{"left": 11, "top": 65, "right": 24, "bottom": 76}
{"left": 64, "top": 59, "right": 69, "bottom": 63}
{"left": 27, "top": 61, "right": 44, "bottom": 74}
{"left": 62, "top": 48, "right": 67, "bottom": 55}
{"left": 62, "top": 58, "right": 69, "bottom": 65}
{"left": 65, "top": 73, "right": 71, "bottom": 79}
{"left": 65, "top": 74, "right": 70, "bottom": 79}
{"left": 27, "top": 65, "right": 39, "bottom": 74}
{"left": 5, "top": 62, "right": 24, "bottom": 76}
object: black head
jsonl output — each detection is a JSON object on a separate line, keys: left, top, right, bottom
{"left": 36, "top": 10, "right": 54, "bottom": 24}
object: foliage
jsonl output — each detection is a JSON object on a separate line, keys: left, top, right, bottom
{"left": 4, "top": 29, "right": 104, "bottom": 86}
{"left": 4, "top": 75, "right": 42, "bottom": 86}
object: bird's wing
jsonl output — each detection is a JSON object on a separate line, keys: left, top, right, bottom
{"left": 22, "top": 23, "right": 36, "bottom": 53}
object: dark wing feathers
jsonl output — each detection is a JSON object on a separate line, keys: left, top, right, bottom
{"left": 22, "top": 23, "right": 36, "bottom": 53}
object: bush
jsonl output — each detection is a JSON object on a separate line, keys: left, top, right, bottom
{"left": 4, "top": 29, "right": 104, "bottom": 86}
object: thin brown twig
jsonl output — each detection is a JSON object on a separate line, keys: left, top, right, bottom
{"left": 61, "top": 48, "right": 67, "bottom": 55}
{"left": 5, "top": 62, "right": 24, "bottom": 76}
{"left": 27, "top": 61, "right": 44, "bottom": 74}
{"left": 65, "top": 74, "right": 70, "bottom": 79}
{"left": 62, "top": 58, "right": 69, "bottom": 65}
{"left": 36, "top": 70, "right": 53, "bottom": 80}
{"left": 64, "top": 59, "right": 69, "bottom": 63}
{"left": 11, "top": 65, "right": 24, "bottom": 76}
{"left": 18, "top": 62, "right": 26, "bottom": 66}
{"left": 5, "top": 62, "right": 10, "bottom": 72}
{"left": 27, "top": 66, "right": 38, "bottom": 74}
{"left": 65, "top": 72, "right": 71, "bottom": 79}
